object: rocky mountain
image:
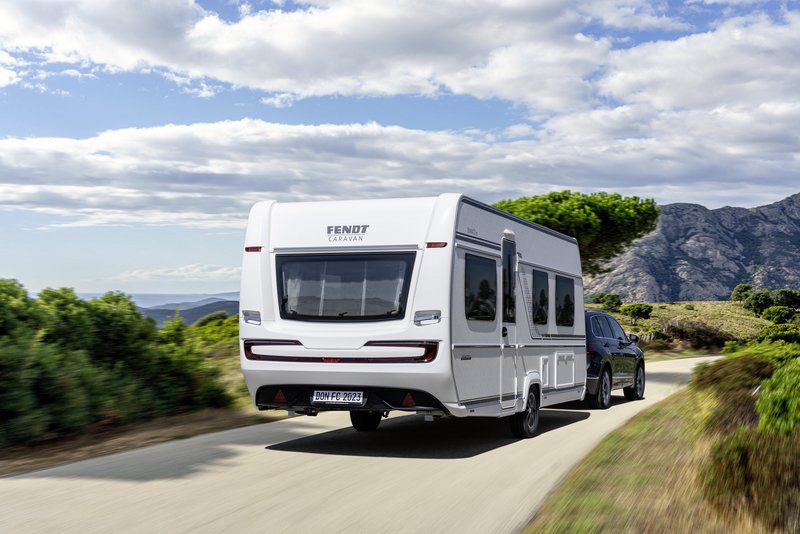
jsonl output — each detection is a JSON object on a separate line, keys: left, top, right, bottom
{"left": 585, "top": 192, "right": 800, "bottom": 302}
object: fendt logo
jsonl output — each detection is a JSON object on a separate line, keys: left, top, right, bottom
{"left": 326, "top": 224, "right": 370, "bottom": 242}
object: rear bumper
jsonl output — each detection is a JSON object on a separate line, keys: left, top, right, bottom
{"left": 256, "top": 384, "right": 448, "bottom": 414}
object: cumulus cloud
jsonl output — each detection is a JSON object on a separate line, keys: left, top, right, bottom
{"left": 113, "top": 263, "right": 241, "bottom": 282}
{"left": 0, "top": 0, "right": 687, "bottom": 114}
{"left": 0, "top": 118, "right": 797, "bottom": 230}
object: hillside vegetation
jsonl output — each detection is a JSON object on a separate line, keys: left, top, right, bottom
{"left": 0, "top": 280, "right": 233, "bottom": 447}
{"left": 532, "top": 290, "right": 800, "bottom": 532}
{"left": 588, "top": 299, "right": 772, "bottom": 353}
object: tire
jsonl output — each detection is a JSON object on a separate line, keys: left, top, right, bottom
{"left": 350, "top": 410, "right": 382, "bottom": 431}
{"left": 624, "top": 364, "right": 645, "bottom": 401}
{"left": 588, "top": 368, "right": 612, "bottom": 409}
{"left": 510, "top": 388, "right": 540, "bottom": 439}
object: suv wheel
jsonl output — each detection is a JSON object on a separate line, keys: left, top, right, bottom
{"left": 589, "top": 368, "right": 612, "bottom": 409}
{"left": 624, "top": 364, "right": 645, "bottom": 401}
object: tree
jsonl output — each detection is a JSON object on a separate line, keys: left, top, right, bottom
{"left": 38, "top": 287, "right": 95, "bottom": 352}
{"left": 743, "top": 289, "right": 775, "bottom": 316}
{"left": 761, "top": 306, "right": 796, "bottom": 325}
{"left": 84, "top": 291, "right": 157, "bottom": 365}
{"left": 771, "top": 289, "right": 800, "bottom": 309}
{"left": 0, "top": 279, "right": 43, "bottom": 339}
{"left": 620, "top": 303, "right": 653, "bottom": 325}
{"left": 157, "top": 310, "right": 187, "bottom": 346}
{"left": 493, "top": 191, "right": 659, "bottom": 276}
{"left": 730, "top": 283, "right": 753, "bottom": 302}
{"left": 592, "top": 292, "right": 622, "bottom": 312}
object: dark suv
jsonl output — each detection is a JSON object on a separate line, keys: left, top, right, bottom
{"left": 585, "top": 309, "right": 645, "bottom": 409}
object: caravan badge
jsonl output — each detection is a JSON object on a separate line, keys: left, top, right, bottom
{"left": 327, "top": 224, "right": 370, "bottom": 242}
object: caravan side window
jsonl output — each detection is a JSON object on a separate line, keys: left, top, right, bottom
{"left": 532, "top": 269, "right": 548, "bottom": 325}
{"left": 465, "top": 254, "right": 497, "bottom": 321}
{"left": 555, "top": 275, "right": 575, "bottom": 327}
{"left": 502, "top": 240, "right": 516, "bottom": 323}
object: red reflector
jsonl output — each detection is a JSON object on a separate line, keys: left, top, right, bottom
{"left": 401, "top": 392, "right": 416, "bottom": 407}
{"left": 322, "top": 357, "right": 341, "bottom": 363}
{"left": 426, "top": 242, "right": 447, "bottom": 248}
{"left": 245, "top": 246, "right": 262, "bottom": 252}
{"left": 274, "top": 389, "right": 287, "bottom": 403}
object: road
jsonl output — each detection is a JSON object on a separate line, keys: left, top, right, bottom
{"left": 0, "top": 356, "right": 718, "bottom": 534}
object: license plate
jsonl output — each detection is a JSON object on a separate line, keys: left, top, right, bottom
{"left": 311, "top": 390, "right": 364, "bottom": 405}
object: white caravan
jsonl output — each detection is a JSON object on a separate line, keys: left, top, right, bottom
{"left": 240, "top": 194, "right": 586, "bottom": 438}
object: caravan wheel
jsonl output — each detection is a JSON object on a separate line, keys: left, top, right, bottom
{"left": 350, "top": 411, "right": 382, "bottom": 431}
{"left": 510, "top": 389, "right": 539, "bottom": 439}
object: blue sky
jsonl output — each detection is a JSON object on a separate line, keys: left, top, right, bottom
{"left": 1, "top": 0, "right": 799, "bottom": 294}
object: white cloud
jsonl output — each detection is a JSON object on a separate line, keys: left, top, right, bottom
{"left": 0, "top": 118, "right": 797, "bottom": 230}
{"left": 0, "top": 66, "right": 20, "bottom": 87}
{"left": 0, "top": 0, "right": 670, "bottom": 114}
{"left": 598, "top": 12, "right": 800, "bottom": 111}
{"left": 113, "top": 263, "right": 241, "bottom": 282}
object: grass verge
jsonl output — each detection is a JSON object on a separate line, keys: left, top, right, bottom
{"left": 525, "top": 391, "right": 774, "bottom": 533}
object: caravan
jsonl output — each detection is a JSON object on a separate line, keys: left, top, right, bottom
{"left": 239, "top": 194, "right": 586, "bottom": 438}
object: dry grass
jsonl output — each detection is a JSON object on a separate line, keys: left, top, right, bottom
{"left": 588, "top": 300, "right": 770, "bottom": 342}
{"left": 525, "top": 392, "right": 777, "bottom": 533}
{"left": 0, "top": 408, "right": 285, "bottom": 478}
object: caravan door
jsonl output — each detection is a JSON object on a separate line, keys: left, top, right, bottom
{"left": 500, "top": 237, "right": 518, "bottom": 409}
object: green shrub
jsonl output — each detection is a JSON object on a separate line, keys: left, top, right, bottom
{"left": 743, "top": 289, "right": 775, "bottom": 316}
{"left": 592, "top": 292, "right": 622, "bottom": 312}
{"left": 756, "top": 358, "right": 800, "bottom": 434}
{"left": 0, "top": 339, "right": 108, "bottom": 445}
{"left": 193, "top": 310, "right": 230, "bottom": 327}
{"left": 721, "top": 340, "right": 742, "bottom": 353}
{"left": 692, "top": 355, "right": 774, "bottom": 431}
{"left": 620, "top": 303, "right": 653, "bottom": 325}
{"left": 0, "top": 279, "right": 44, "bottom": 339}
{"left": 758, "top": 323, "right": 800, "bottom": 344}
{"left": 0, "top": 282, "right": 232, "bottom": 446}
{"left": 730, "top": 283, "right": 753, "bottom": 302}
{"left": 660, "top": 319, "right": 735, "bottom": 349}
{"left": 702, "top": 428, "right": 800, "bottom": 532}
{"left": 771, "top": 289, "right": 800, "bottom": 309}
{"left": 761, "top": 305, "right": 796, "bottom": 324}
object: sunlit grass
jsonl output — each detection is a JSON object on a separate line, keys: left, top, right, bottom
{"left": 525, "top": 391, "right": 773, "bottom": 533}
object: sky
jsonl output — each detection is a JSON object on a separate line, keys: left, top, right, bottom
{"left": 1, "top": 0, "right": 799, "bottom": 294}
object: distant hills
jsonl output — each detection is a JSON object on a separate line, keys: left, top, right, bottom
{"left": 586, "top": 192, "right": 800, "bottom": 302}
{"left": 139, "top": 298, "right": 239, "bottom": 326}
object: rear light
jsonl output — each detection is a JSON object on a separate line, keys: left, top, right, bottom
{"left": 244, "top": 339, "right": 302, "bottom": 360}
{"left": 363, "top": 341, "right": 439, "bottom": 362}
{"left": 426, "top": 242, "right": 447, "bottom": 248}
{"left": 245, "top": 246, "right": 262, "bottom": 252}
{"left": 274, "top": 389, "right": 287, "bottom": 403}
{"left": 401, "top": 392, "right": 416, "bottom": 407}
{"left": 244, "top": 340, "right": 438, "bottom": 363}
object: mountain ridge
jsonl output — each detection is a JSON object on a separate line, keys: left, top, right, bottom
{"left": 585, "top": 192, "right": 800, "bottom": 302}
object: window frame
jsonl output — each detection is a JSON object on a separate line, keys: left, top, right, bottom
{"left": 532, "top": 269, "right": 549, "bottom": 325}
{"left": 555, "top": 275, "right": 575, "bottom": 327}
{"left": 275, "top": 252, "right": 416, "bottom": 322}
{"left": 464, "top": 253, "right": 498, "bottom": 322}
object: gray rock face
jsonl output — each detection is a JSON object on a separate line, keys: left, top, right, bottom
{"left": 585, "top": 192, "right": 800, "bottom": 302}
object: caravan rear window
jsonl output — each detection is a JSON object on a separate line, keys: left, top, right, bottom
{"left": 276, "top": 253, "right": 416, "bottom": 322}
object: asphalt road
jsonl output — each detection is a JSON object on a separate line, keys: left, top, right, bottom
{"left": 0, "top": 356, "right": 718, "bottom": 534}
